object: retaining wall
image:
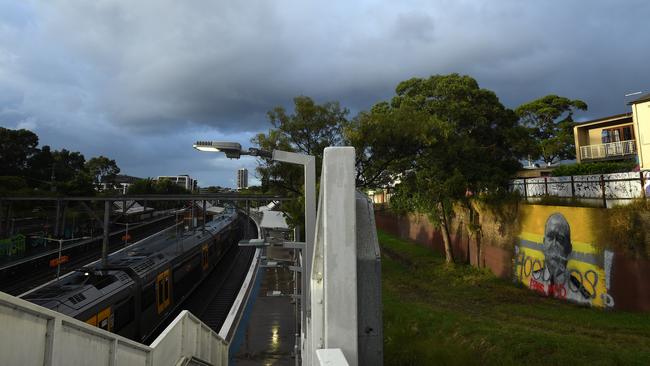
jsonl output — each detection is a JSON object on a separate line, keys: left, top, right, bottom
{"left": 375, "top": 204, "right": 650, "bottom": 311}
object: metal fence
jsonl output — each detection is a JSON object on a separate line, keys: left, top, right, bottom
{"left": 510, "top": 171, "right": 647, "bottom": 208}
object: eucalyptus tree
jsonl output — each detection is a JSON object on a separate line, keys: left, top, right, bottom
{"left": 251, "top": 96, "right": 348, "bottom": 228}
{"left": 516, "top": 95, "right": 587, "bottom": 166}
{"left": 387, "top": 74, "right": 529, "bottom": 263}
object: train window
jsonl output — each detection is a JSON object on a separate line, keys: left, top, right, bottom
{"left": 113, "top": 298, "right": 134, "bottom": 333}
{"left": 156, "top": 269, "right": 171, "bottom": 314}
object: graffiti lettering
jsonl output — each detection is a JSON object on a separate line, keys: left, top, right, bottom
{"left": 0, "top": 235, "right": 26, "bottom": 257}
{"left": 529, "top": 278, "right": 545, "bottom": 294}
{"left": 515, "top": 249, "right": 608, "bottom": 305}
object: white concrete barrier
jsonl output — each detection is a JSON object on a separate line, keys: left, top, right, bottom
{"left": 0, "top": 291, "right": 228, "bottom": 366}
{"left": 306, "top": 147, "right": 357, "bottom": 366}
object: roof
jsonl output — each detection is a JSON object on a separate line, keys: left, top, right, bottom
{"left": 629, "top": 92, "right": 650, "bottom": 105}
{"left": 574, "top": 112, "right": 632, "bottom": 129}
{"left": 260, "top": 211, "right": 289, "bottom": 229}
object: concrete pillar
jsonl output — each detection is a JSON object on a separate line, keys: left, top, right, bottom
{"left": 202, "top": 200, "right": 207, "bottom": 231}
{"left": 54, "top": 200, "right": 61, "bottom": 237}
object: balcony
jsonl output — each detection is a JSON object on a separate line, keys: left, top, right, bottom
{"left": 579, "top": 139, "right": 636, "bottom": 161}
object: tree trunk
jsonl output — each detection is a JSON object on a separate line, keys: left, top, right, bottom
{"left": 438, "top": 202, "right": 454, "bottom": 263}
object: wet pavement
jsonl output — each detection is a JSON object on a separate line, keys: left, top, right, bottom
{"left": 234, "top": 246, "right": 298, "bottom": 366}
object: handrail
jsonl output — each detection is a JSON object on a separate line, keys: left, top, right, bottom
{"left": 580, "top": 139, "right": 636, "bottom": 160}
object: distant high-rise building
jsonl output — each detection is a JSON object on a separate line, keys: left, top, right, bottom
{"left": 237, "top": 168, "right": 248, "bottom": 190}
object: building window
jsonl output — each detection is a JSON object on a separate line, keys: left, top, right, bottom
{"left": 603, "top": 126, "right": 634, "bottom": 144}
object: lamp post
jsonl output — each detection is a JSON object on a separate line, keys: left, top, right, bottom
{"left": 113, "top": 222, "right": 130, "bottom": 247}
{"left": 39, "top": 236, "right": 91, "bottom": 279}
{"left": 192, "top": 140, "right": 316, "bottom": 347}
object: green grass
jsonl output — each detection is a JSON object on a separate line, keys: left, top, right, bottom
{"left": 380, "top": 230, "right": 650, "bottom": 366}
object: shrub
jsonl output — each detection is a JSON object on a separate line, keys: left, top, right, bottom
{"left": 551, "top": 161, "right": 636, "bottom": 176}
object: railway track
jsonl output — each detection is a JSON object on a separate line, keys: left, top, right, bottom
{"left": 0, "top": 216, "right": 176, "bottom": 296}
{"left": 144, "top": 220, "right": 258, "bottom": 342}
{"left": 197, "top": 245, "right": 255, "bottom": 331}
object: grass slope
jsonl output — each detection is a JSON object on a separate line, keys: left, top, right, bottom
{"left": 380, "top": 230, "right": 650, "bottom": 366}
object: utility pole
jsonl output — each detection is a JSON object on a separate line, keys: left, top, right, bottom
{"left": 101, "top": 201, "right": 110, "bottom": 266}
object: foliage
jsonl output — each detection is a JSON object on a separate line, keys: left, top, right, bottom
{"left": 85, "top": 156, "right": 120, "bottom": 185}
{"left": 127, "top": 178, "right": 157, "bottom": 194}
{"left": 596, "top": 199, "right": 650, "bottom": 259}
{"left": 0, "top": 176, "right": 28, "bottom": 193}
{"left": 0, "top": 128, "right": 39, "bottom": 176}
{"left": 0, "top": 127, "right": 121, "bottom": 196}
{"left": 385, "top": 74, "right": 529, "bottom": 262}
{"left": 251, "top": 96, "right": 347, "bottom": 228}
{"left": 26, "top": 145, "right": 55, "bottom": 187}
{"left": 345, "top": 103, "right": 429, "bottom": 188}
{"left": 551, "top": 161, "right": 636, "bottom": 176}
{"left": 127, "top": 178, "right": 189, "bottom": 195}
{"left": 380, "top": 230, "right": 650, "bottom": 366}
{"left": 516, "top": 95, "right": 587, "bottom": 165}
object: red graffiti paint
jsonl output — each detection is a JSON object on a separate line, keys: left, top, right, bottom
{"left": 548, "top": 283, "right": 567, "bottom": 299}
{"left": 529, "top": 278, "right": 546, "bottom": 294}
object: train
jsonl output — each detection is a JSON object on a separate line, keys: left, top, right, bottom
{"left": 22, "top": 208, "right": 245, "bottom": 342}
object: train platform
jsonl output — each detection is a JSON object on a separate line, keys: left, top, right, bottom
{"left": 233, "top": 245, "right": 298, "bottom": 366}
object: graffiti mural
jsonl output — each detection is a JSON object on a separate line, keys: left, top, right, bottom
{"left": 0, "top": 234, "right": 26, "bottom": 257}
{"left": 514, "top": 206, "right": 614, "bottom": 308}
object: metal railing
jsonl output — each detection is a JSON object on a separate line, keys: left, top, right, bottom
{"left": 510, "top": 171, "right": 648, "bottom": 208}
{"left": 579, "top": 139, "right": 636, "bottom": 160}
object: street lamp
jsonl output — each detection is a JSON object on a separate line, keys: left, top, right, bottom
{"left": 193, "top": 140, "right": 316, "bottom": 346}
{"left": 192, "top": 141, "right": 272, "bottom": 159}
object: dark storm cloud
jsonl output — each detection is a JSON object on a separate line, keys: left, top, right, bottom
{"left": 1, "top": 0, "right": 649, "bottom": 185}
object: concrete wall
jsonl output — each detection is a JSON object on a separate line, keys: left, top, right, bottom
{"left": 633, "top": 100, "right": 650, "bottom": 169}
{"left": 375, "top": 203, "right": 650, "bottom": 311}
{"left": 0, "top": 291, "right": 229, "bottom": 366}
{"left": 514, "top": 205, "right": 614, "bottom": 308}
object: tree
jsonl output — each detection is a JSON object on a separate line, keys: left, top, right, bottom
{"left": 387, "top": 74, "right": 528, "bottom": 263}
{"left": 0, "top": 128, "right": 39, "bottom": 176}
{"left": 515, "top": 95, "right": 587, "bottom": 166}
{"left": 127, "top": 178, "right": 157, "bottom": 195}
{"left": 155, "top": 178, "right": 189, "bottom": 195}
{"left": 26, "top": 145, "right": 54, "bottom": 189}
{"left": 345, "top": 102, "right": 430, "bottom": 188}
{"left": 251, "top": 96, "right": 348, "bottom": 228}
{"left": 85, "top": 156, "right": 120, "bottom": 186}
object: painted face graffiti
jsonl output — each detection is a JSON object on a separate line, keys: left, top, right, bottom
{"left": 514, "top": 210, "right": 615, "bottom": 308}
{"left": 542, "top": 213, "right": 572, "bottom": 286}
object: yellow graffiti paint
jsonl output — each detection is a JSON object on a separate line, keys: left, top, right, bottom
{"left": 519, "top": 204, "right": 607, "bottom": 244}
{"left": 515, "top": 205, "right": 612, "bottom": 308}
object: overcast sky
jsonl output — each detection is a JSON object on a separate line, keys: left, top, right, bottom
{"left": 1, "top": 0, "right": 649, "bottom": 187}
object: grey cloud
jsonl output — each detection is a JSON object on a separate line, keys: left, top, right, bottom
{"left": 2, "top": 0, "right": 650, "bottom": 185}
